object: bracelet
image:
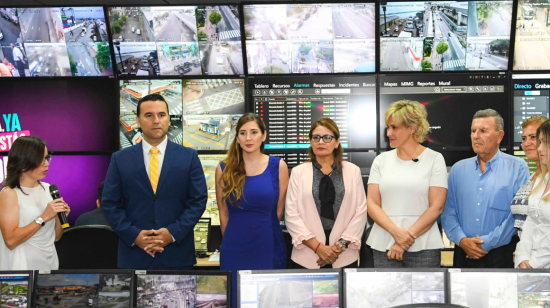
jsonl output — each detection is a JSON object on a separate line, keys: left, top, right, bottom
{"left": 333, "top": 244, "right": 341, "bottom": 252}
{"left": 314, "top": 242, "right": 321, "bottom": 253}
{"left": 336, "top": 242, "right": 346, "bottom": 252}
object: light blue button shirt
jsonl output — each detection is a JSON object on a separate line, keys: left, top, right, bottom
{"left": 442, "top": 150, "right": 529, "bottom": 252}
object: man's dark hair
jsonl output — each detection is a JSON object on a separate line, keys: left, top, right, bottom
{"left": 136, "top": 93, "right": 169, "bottom": 117}
{"left": 98, "top": 181, "right": 105, "bottom": 207}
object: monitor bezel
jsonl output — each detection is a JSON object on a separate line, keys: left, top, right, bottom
{"left": 32, "top": 269, "right": 134, "bottom": 308}
{"left": 237, "top": 268, "right": 342, "bottom": 307}
{"left": 132, "top": 270, "right": 231, "bottom": 308}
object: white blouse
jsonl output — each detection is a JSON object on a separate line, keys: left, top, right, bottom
{"left": 515, "top": 173, "right": 550, "bottom": 268}
{"left": 366, "top": 148, "right": 447, "bottom": 252}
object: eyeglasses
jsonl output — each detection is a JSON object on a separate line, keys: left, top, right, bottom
{"left": 43, "top": 155, "right": 52, "bottom": 166}
{"left": 311, "top": 135, "right": 336, "bottom": 143}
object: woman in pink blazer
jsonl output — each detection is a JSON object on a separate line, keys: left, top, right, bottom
{"left": 285, "top": 118, "right": 369, "bottom": 269}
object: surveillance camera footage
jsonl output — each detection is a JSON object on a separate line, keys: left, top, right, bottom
{"left": 114, "top": 42, "right": 159, "bottom": 76}
{"left": 513, "top": 0, "right": 550, "bottom": 70}
{"left": 199, "top": 154, "right": 226, "bottom": 225}
{"left": 380, "top": 1, "right": 512, "bottom": 71}
{"left": 152, "top": 6, "right": 197, "bottom": 43}
{"left": 181, "top": 114, "right": 241, "bottom": 150}
{"left": 18, "top": 8, "right": 65, "bottom": 43}
{"left": 25, "top": 43, "right": 71, "bottom": 76}
{"left": 119, "top": 80, "right": 183, "bottom": 149}
{"left": 0, "top": 274, "right": 29, "bottom": 308}
{"left": 61, "top": 7, "right": 107, "bottom": 43}
{"left": 181, "top": 79, "right": 244, "bottom": 115}
{"left": 199, "top": 41, "right": 244, "bottom": 75}
{"left": 156, "top": 42, "right": 201, "bottom": 76}
{"left": 196, "top": 6, "right": 241, "bottom": 42}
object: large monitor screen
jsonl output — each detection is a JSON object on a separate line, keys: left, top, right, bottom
{"left": 450, "top": 270, "right": 550, "bottom": 308}
{"left": 379, "top": 73, "right": 509, "bottom": 149}
{"left": 0, "top": 78, "right": 119, "bottom": 152}
{"left": 107, "top": 6, "right": 244, "bottom": 76}
{"left": 0, "top": 7, "right": 113, "bottom": 77}
{"left": 135, "top": 272, "right": 229, "bottom": 308}
{"left": 239, "top": 270, "right": 340, "bottom": 307}
{"left": 511, "top": 74, "right": 550, "bottom": 148}
{"left": 380, "top": 1, "right": 513, "bottom": 72}
{"left": 199, "top": 154, "right": 225, "bottom": 225}
{"left": 0, "top": 272, "right": 31, "bottom": 307}
{"left": 513, "top": 0, "right": 550, "bottom": 70}
{"left": 35, "top": 271, "right": 133, "bottom": 308}
{"left": 243, "top": 3, "right": 376, "bottom": 74}
{"left": 345, "top": 269, "right": 446, "bottom": 307}
{"left": 248, "top": 75, "right": 377, "bottom": 150}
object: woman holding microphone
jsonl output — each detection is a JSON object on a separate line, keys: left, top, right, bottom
{"left": 0, "top": 136, "right": 70, "bottom": 270}
{"left": 285, "top": 118, "right": 368, "bottom": 269}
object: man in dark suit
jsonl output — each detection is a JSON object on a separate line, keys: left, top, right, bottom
{"left": 75, "top": 182, "right": 110, "bottom": 227}
{"left": 102, "top": 93, "right": 207, "bottom": 270}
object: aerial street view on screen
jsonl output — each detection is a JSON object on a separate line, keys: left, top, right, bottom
{"left": 24, "top": 43, "right": 71, "bottom": 76}
{"left": 244, "top": 3, "right": 375, "bottom": 74}
{"left": 114, "top": 42, "right": 159, "bottom": 76}
{"left": 156, "top": 42, "right": 201, "bottom": 75}
{"left": 35, "top": 273, "right": 131, "bottom": 308}
{"left": 119, "top": 80, "right": 183, "bottom": 149}
{"left": 346, "top": 272, "right": 445, "bottom": 308}
{"left": 199, "top": 154, "right": 225, "bottom": 225}
{"left": 514, "top": 0, "right": 550, "bottom": 70}
{"left": 136, "top": 275, "right": 196, "bottom": 308}
{"left": 255, "top": 279, "right": 338, "bottom": 308}
{"left": 181, "top": 79, "right": 244, "bottom": 115}
{"left": 0, "top": 275, "right": 29, "bottom": 308}
{"left": 152, "top": 6, "right": 197, "bottom": 42}
{"left": 181, "top": 114, "right": 240, "bottom": 150}
{"left": 380, "top": 1, "right": 512, "bottom": 71}
{"left": 451, "top": 272, "right": 518, "bottom": 308}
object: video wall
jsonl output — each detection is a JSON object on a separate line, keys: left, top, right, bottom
{"left": 108, "top": 6, "right": 244, "bottom": 76}
{"left": 0, "top": 7, "right": 113, "bottom": 77}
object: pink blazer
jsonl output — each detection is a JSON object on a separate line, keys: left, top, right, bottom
{"left": 285, "top": 161, "right": 369, "bottom": 269}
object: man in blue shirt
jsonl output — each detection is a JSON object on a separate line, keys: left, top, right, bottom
{"left": 442, "top": 109, "right": 529, "bottom": 268}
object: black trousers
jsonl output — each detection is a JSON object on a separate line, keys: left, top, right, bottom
{"left": 453, "top": 235, "right": 519, "bottom": 268}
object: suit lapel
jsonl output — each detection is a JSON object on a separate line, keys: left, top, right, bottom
{"left": 133, "top": 143, "right": 154, "bottom": 195}
{"left": 157, "top": 141, "right": 176, "bottom": 194}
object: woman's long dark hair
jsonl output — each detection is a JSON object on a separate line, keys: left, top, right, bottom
{"left": 2, "top": 136, "right": 46, "bottom": 194}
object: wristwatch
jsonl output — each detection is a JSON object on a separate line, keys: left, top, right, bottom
{"left": 336, "top": 241, "right": 346, "bottom": 251}
{"left": 339, "top": 239, "right": 349, "bottom": 248}
{"left": 35, "top": 217, "right": 45, "bottom": 227}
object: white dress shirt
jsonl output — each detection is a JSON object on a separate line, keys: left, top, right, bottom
{"left": 141, "top": 136, "right": 168, "bottom": 178}
{"left": 515, "top": 173, "right": 550, "bottom": 268}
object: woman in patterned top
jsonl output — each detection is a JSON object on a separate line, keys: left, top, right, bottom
{"left": 511, "top": 115, "right": 548, "bottom": 237}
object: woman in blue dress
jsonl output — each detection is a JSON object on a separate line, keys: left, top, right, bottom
{"left": 215, "top": 113, "right": 289, "bottom": 307}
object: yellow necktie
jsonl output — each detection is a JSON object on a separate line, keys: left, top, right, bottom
{"left": 150, "top": 148, "right": 159, "bottom": 193}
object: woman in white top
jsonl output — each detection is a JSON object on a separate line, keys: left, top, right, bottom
{"left": 516, "top": 120, "right": 550, "bottom": 269}
{"left": 0, "top": 136, "right": 70, "bottom": 270}
{"left": 367, "top": 100, "right": 448, "bottom": 267}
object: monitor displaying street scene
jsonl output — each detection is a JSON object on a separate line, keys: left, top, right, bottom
{"left": 196, "top": 276, "right": 227, "bottom": 308}
{"left": 244, "top": 3, "right": 375, "bottom": 74}
{"left": 108, "top": 6, "right": 243, "bottom": 76}
{"left": 196, "top": 6, "right": 241, "bottom": 42}
{"left": 114, "top": 42, "right": 159, "bottom": 76}
{"left": 450, "top": 272, "right": 518, "bottom": 308}
{"left": 157, "top": 42, "right": 201, "bottom": 76}
{"left": 181, "top": 79, "right": 245, "bottom": 115}
{"left": 35, "top": 273, "right": 132, "bottom": 308}
{"left": 345, "top": 271, "right": 445, "bottom": 308}
{"left": 0, "top": 7, "right": 114, "bottom": 77}
{"left": 380, "top": 1, "right": 512, "bottom": 71}
{"left": 513, "top": 0, "right": 550, "bottom": 70}
{"left": 0, "top": 274, "right": 30, "bottom": 308}
{"left": 60, "top": 7, "right": 107, "bottom": 43}
{"left": 181, "top": 114, "right": 240, "bottom": 150}
{"left": 119, "top": 80, "right": 183, "bottom": 149}
{"left": 199, "top": 154, "right": 226, "bottom": 225}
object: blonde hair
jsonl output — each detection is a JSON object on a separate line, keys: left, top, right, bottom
{"left": 529, "top": 120, "right": 550, "bottom": 202}
{"left": 522, "top": 115, "right": 548, "bottom": 129}
{"left": 385, "top": 100, "right": 430, "bottom": 143}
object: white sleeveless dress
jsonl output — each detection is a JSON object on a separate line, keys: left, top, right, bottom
{"left": 0, "top": 183, "right": 59, "bottom": 270}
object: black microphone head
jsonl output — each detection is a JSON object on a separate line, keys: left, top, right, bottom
{"left": 412, "top": 158, "right": 419, "bottom": 162}
{"left": 49, "top": 185, "right": 60, "bottom": 199}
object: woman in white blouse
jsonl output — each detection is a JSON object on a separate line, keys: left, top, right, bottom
{"left": 367, "top": 100, "right": 448, "bottom": 267}
{"left": 516, "top": 120, "right": 550, "bottom": 269}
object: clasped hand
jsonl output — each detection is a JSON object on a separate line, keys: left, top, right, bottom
{"left": 392, "top": 228, "right": 417, "bottom": 251}
{"left": 459, "top": 236, "right": 488, "bottom": 260}
{"left": 134, "top": 228, "right": 173, "bottom": 258}
{"left": 316, "top": 244, "right": 342, "bottom": 267}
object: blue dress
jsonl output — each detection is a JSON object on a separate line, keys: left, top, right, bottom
{"left": 220, "top": 155, "right": 287, "bottom": 308}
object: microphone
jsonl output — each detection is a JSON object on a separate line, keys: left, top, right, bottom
{"left": 412, "top": 158, "right": 419, "bottom": 162}
{"left": 49, "top": 185, "right": 70, "bottom": 229}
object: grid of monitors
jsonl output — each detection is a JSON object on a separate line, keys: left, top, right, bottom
{"left": 513, "top": 0, "right": 550, "bottom": 71}
{"left": 380, "top": 1, "right": 513, "bottom": 72}
{"left": 135, "top": 271, "right": 229, "bottom": 308}
{"left": 34, "top": 270, "right": 133, "bottom": 308}
{"left": 512, "top": 74, "right": 550, "bottom": 148}
{"left": 243, "top": 3, "right": 376, "bottom": 74}
{"left": 344, "top": 269, "right": 446, "bottom": 307}
{"left": 107, "top": 6, "right": 244, "bottom": 76}
{"left": 248, "top": 75, "right": 377, "bottom": 150}
{"left": 449, "top": 269, "right": 550, "bottom": 308}
{"left": 379, "top": 72, "right": 509, "bottom": 149}
{"left": 239, "top": 269, "right": 341, "bottom": 307}
{"left": 0, "top": 271, "right": 32, "bottom": 308}
{"left": 0, "top": 7, "right": 113, "bottom": 77}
